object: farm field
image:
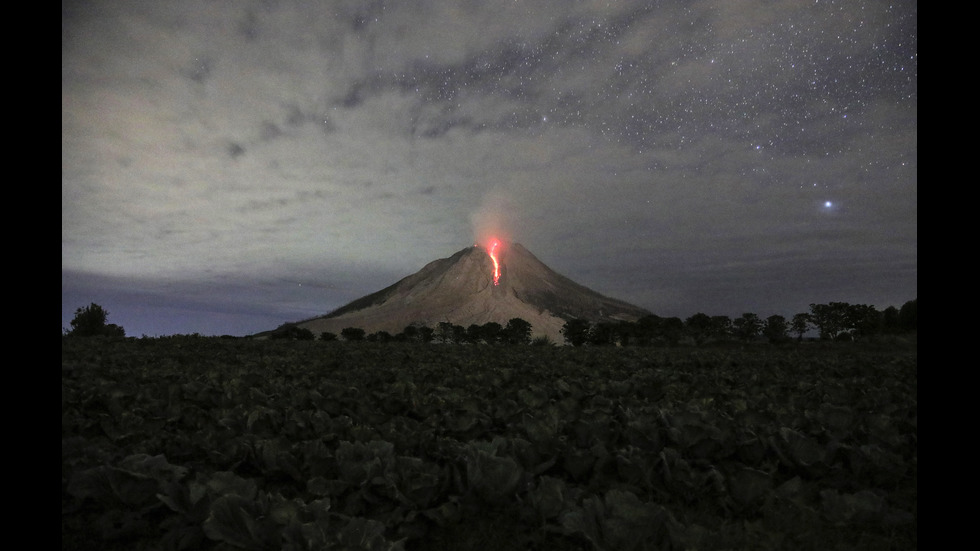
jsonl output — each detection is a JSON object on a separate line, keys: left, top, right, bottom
{"left": 62, "top": 336, "right": 916, "bottom": 550}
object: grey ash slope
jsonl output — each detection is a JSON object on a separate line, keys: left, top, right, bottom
{"left": 291, "top": 242, "right": 650, "bottom": 343}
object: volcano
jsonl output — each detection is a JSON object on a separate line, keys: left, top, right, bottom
{"left": 287, "top": 242, "right": 650, "bottom": 343}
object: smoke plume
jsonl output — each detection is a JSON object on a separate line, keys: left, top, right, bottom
{"left": 470, "top": 191, "right": 519, "bottom": 249}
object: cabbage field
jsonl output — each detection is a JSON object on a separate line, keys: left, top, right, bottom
{"left": 62, "top": 336, "right": 916, "bottom": 550}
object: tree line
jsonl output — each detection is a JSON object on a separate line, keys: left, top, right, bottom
{"left": 557, "top": 299, "right": 917, "bottom": 347}
{"left": 269, "top": 318, "right": 538, "bottom": 345}
{"left": 65, "top": 298, "right": 916, "bottom": 345}
{"left": 268, "top": 299, "right": 916, "bottom": 346}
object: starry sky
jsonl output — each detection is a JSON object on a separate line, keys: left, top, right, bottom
{"left": 62, "top": 0, "right": 916, "bottom": 337}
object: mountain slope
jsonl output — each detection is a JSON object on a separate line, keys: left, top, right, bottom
{"left": 289, "top": 242, "right": 650, "bottom": 343}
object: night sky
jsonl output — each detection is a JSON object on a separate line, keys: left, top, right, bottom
{"left": 62, "top": 1, "right": 916, "bottom": 338}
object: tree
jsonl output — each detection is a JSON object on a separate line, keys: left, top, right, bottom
{"left": 478, "top": 322, "right": 503, "bottom": 344}
{"left": 662, "top": 317, "right": 685, "bottom": 346}
{"left": 66, "top": 303, "right": 125, "bottom": 337}
{"left": 846, "top": 304, "right": 881, "bottom": 340}
{"left": 615, "top": 320, "right": 636, "bottom": 347}
{"left": 880, "top": 306, "right": 900, "bottom": 334}
{"left": 588, "top": 321, "right": 618, "bottom": 346}
{"left": 633, "top": 315, "right": 661, "bottom": 346}
{"left": 684, "top": 313, "right": 713, "bottom": 345}
{"left": 451, "top": 324, "right": 467, "bottom": 344}
{"left": 631, "top": 314, "right": 682, "bottom": 346}
{"left": 809, "top": 302, "right": 851, "bottom": 340}
{"left": 367, "top": 330, "right": 392, "bottom": 342}
{"left": 762, "top": 315, "right": 789, "bottom": 343}
{"left": 503, "top": 318, "right": 533, "bottom": 345}
{"left": 270, "top": 324, "right": 314, "bottom": 340}
{"left": 709, "top": 316, "right": 733, "bottom": 341}
{"left": 561, "top": 318, "right": 592, "bottom": 347}
{"left": 399, "top": 325, "right": 419, "bottom": 342}
{"left": 790, "top": 313, "right": 812, "bottom": 341}
{"left": 340, "top": 327, "right": 365, "bottom": 341}
{"left": 320, "top": 331, "right": 338, "bottom": 341}
{"left": 733, "top": 313, "right": 762, "bottom": 342}
{"left": 436, "top": 322, "right": 455, "bottom": 344}
{"left": 434, "top": 322, "right": 466, "bottom": 344}
{"left": 898, "top": 299, "right": 917, "bottom": 332}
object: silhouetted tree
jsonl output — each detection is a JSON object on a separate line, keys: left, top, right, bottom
{"left": 633, "top": 315, "right": 684, "bottom": 346}
{"left": 733, "top": 313, "right": 762, "bottom": 342}
{"left": 417, "top": 326, "right": 435, "bottom": 343}
{"left": 634, "top": 315, "right": 662, "bottom": 346}
{"left": 561, "top": 318, "right": 592, "bottom": 346}
{"left": 847, "top": 304, "right": 881, "bottom": 339}
{"left": 367, "top": 330, "right": 393, "bottom": 342}
{"left": 435, "top": 322, "right": 455, "bottom": 343}
{"left": 270, "top": 324, "right": 314, "bottom": 340}
{"left": 340, "top": 327, "right": 365, "bottom": 341}
{"left": 504, "top": 318, "right": 533, "bottom": 345}
{"left": 661, "top": 317, "right": 685, "bottom": 346}
{"left": 66, "top": 303, "right": 126, "bottom": 337}
{"left": 479, "top": 321, "right": 503, "bottom": 344}
{"left": 616, "top": 320, "right": 636, "bottom": 346}
{"left": 710, "top": 315, "right": 733, "bottom": 341}
{"left": 880, "top": 306, "right": 901, "bottom": 334}
{"left": 763, "top": 314, "right": 789, "bottom": 343}
{"left": 809, "top": 302, "right": 853, "bottom": 340}
{"left": 685, "top": 313, "right": 713, "bottom": 345}
{"left": 452, "top": 324, "right": 467, "bottom": 344}
{"left": 320, "top": 331, "right": 338, "bottom": 341}
{"left": 399, "top": 325, "right": 419, "bottom": 342}
{"left": 790, "top": 313, "right": 812, "bottom": 340}
{"left": 435, "top": 322, "right": 466, "bottom": 344}
{"left": 588, "top": 321, "right": 618, "bottom": 346}
{"left": 898, "top": 299, "right": 917, "bottom": 332}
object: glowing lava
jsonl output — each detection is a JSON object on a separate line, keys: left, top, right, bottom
{"left": 487, "top": 239, "right": 501, "bottom": 286}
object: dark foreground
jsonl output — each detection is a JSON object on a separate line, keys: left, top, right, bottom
{"left": 62, "top": 336, "right": 916, "bottom": 550}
